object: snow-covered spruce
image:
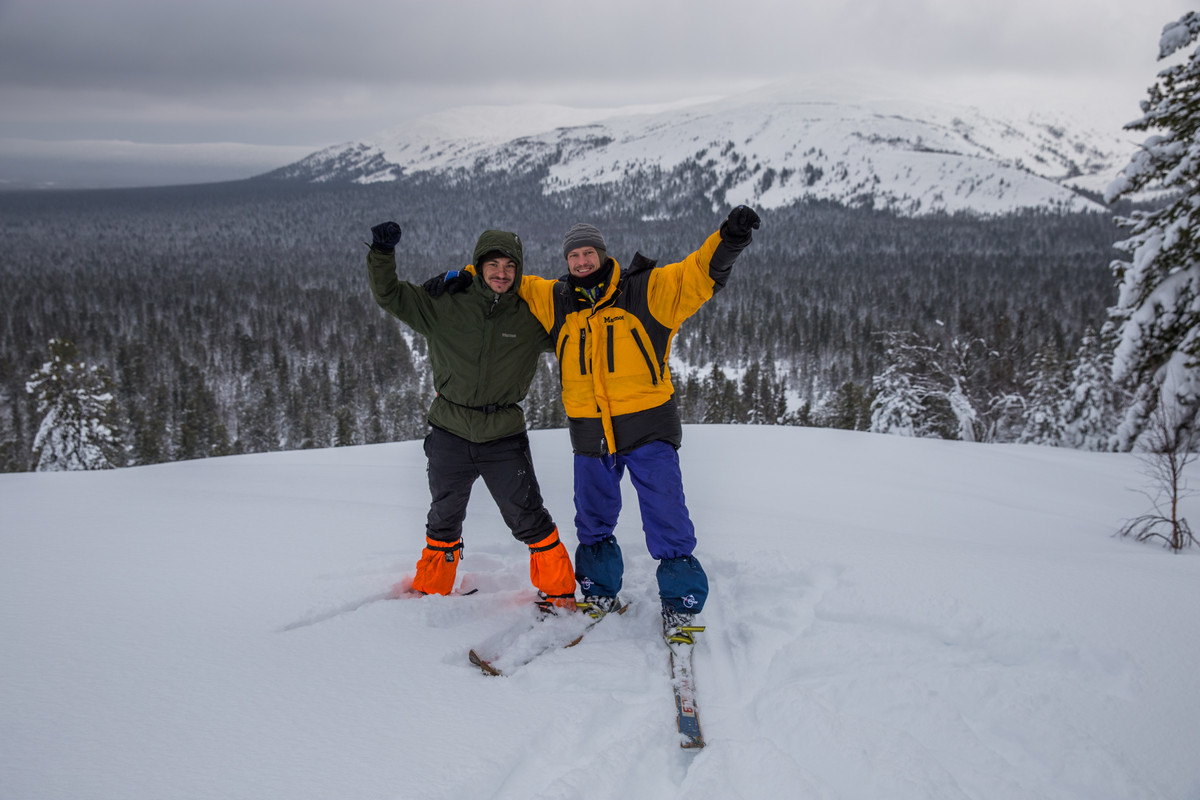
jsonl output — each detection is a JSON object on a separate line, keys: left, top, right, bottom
{"left": 26, "top": 337, "right": 123, "bottom": 471}
{"left": 1106, "top": 11, "right": 1200, "bottom": 450}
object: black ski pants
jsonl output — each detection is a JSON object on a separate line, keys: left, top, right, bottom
{"left": 423, "top": 425, "right": 556, "bottom": 546}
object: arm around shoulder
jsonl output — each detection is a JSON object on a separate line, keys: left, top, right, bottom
{"left": 517, "top": 273, "right": 558, "bottom": 330}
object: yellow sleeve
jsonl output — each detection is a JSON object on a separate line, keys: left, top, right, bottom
{"left": 645, "top": 229, "right": 723, "bottom": 327}
{"left": 517, "top": 274, "right": 558, "bottom": 332}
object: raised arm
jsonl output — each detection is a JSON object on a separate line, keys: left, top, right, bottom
{"left": 366, "top": 221, "right": 439, "bottom": 336}
{"left": 647, "top": 205, "right": 761, "bottom": 326}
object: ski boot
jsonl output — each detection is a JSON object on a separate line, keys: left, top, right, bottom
{"left": 536, "top": 591, "right": 578, "bottom": 615}
{"left": 577, "top": 595, "right": 622, "bottom": 620}
{"left": 662, "top": 609, "right": 705, "bottom": 646}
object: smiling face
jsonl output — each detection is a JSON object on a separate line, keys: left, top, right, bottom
{"left": 566, "top": 246, "right": 603, "bottom": 279}
{"left": 480, "top": 255, "right": 517, "bottom": 293}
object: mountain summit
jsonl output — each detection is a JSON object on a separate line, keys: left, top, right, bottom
{"left": 267, "top": 79, "right": 1133, "bottom": 216}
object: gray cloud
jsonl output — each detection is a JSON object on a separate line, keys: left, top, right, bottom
{"left": 0, "top": 137, "right": 313, "bottom": 189}
{"left": 0, "top": 0, "right": 1193, "bottom": 182}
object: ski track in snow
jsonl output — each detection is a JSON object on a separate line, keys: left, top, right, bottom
{"left": 274, "top": 543, "right": 1163, "bottom": 799}
{"left": 2, "top": 426, "right": 1199, "bottom": 800}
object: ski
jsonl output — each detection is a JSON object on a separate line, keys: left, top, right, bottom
{"left": 663, "top": 620, "right": 706, "bottom": 749}
{"left": 279, "top": 587, "right": 479, "bottom": 633}
{"left": 468, "top": 600, "right": 629, "bottom": 677}
{"left": 668, "top": 640, "right": 704, "bottom": 748}
{"left": 468, "top": 648, "right": 504, "bottom": 676}
{"left": 391, "top": 585, "right": 479, "bottom": 599}
{"left": 388, "top": 569, "right": 481, "bottom": 599}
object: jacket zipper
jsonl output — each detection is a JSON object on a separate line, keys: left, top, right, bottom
{"left": 606, "top": 324, "right": 615, "bottom": 372}
{"left": 630, "top": 329, "right": 659, "bottom": 386}
{"left": 477, "top": 294, "right": 499, "bottom": 403}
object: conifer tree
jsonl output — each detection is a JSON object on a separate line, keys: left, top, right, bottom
{"left": 134, "top": 384, "right": 170, "bottom": 465}
{"left": 334, "top": 406, "right": 357, "bottom": 448}
{"left": 676, "top": 368, "right": 705, "bottom": 424}
{"left": 0, "top": 384, "right": 24, "bottom": 472}
{"left": 739, "top": 361, "right": 762, "bottom": 422}
{"left": 701, "top": 364, "right": 740, "bottom": 424}
{"left": 174, "top": 360, "right": 231, "bottom": 460}
{"left": 26, "top": 338, "right": 124, "bottom": 471}
{"left": 870, "top": 366, "right": 925, "bottom": 437}
{"left": 820, "top": 381, "right": 871, "bottom": 431}
{"left": 1060, "top": 328, "right": 1125, "bottom": 451}
{"left": 1105, "top": 12, "right": 1200, "bottom": 449}
{"left": 239, "top": 380, "right": 280, "bottom": 454}
{"left": 759, "top": 358, "right": 789, "bottom": 425}
{"left": 738, "top": 357, "right": 789, "bottom": 425}
{"left": 869, "top": 331, "right": 955, "bottom": 439}
{"left": 1018, "top": 346, "right": 1068, "bottom": 446}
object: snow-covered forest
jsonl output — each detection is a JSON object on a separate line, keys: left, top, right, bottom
{"left": 5, "top": 9, "right": 1200, "bottom": 474}
{"left": 0, "top": 175, "right": 1123, "bottom": 472}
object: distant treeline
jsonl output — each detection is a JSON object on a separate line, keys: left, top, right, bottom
{"left": 0, "top": 173, "right": 1122, "bottom": 471}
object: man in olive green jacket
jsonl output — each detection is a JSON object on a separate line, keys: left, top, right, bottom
{"left": 367, "top": 221, "right": 576, "bottom": 605}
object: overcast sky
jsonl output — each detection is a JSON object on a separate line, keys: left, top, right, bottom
{"left": 0, "top": 0, "right": 1194, "bottom": 188}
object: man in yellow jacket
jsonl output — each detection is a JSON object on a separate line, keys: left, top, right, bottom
{"left": 515, "top": 207, "right": 761, "bottom": 641}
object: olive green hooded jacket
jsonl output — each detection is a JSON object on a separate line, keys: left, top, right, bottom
{"left": 367, "top": 230, "right": 554, "bottom": 443}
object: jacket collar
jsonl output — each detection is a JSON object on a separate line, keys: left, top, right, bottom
{"left": 568, "top": 257, "right": 620, "bottom": 308}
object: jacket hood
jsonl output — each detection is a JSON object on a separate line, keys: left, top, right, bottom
{"left": 472, "top": 229, "right": 524, "bottom": 292}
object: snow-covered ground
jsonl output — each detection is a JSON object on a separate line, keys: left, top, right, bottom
{"left": 2, "top": 426, "right": 1198, "bottom": 800}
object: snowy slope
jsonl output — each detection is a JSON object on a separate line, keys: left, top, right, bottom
{"left": 2, "top": 426, "right": 1199, "bottom": 800}
{"left": 270, "top": 79, "right": 1135, "bottom": 216}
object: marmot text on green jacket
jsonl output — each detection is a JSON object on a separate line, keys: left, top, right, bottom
{"left": 366, "top": 237, "right": 553, "bottom": 443}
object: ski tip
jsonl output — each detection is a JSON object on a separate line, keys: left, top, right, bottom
{"left": 681, "top": 736, "right": 706, "bottom": 749}
{"left": 468, "top": 649, "right": 504, "bottom": 677}
{"left": 396, "top": 585, "right": 481, "bottom": 599}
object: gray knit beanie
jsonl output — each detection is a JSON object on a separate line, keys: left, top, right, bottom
{"left": 562, "top": 223, "right": 607, "bottom": 259}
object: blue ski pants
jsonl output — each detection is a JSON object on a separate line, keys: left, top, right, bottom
{"left": 572, "top": 440, "right": 708, "bottom": 614}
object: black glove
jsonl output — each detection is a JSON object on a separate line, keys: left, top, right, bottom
{"left": 370, "top": 221, "right": 402, "bottom": 254}
{"left": 422, "top": 270, "right": 473, "bottom": 297}
{"left": 720, "top": 205, "right": 761, "bottom": 244}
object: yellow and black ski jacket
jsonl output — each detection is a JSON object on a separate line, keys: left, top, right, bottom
{"left": 518, "top": 227, "right": 748, "bottom": 456}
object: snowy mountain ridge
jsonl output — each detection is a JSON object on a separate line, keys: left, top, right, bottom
{"left": 269, "top": 79, "right": 1137, "bottom": 216}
